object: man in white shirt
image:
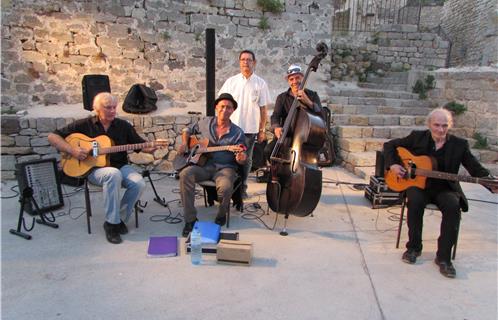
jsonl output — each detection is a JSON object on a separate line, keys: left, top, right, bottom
{"left": 218, "top": 50, "right": 271, "bottom": 198}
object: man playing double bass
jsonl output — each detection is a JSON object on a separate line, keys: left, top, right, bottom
{"left": 384, "top": 107, "right": 497, "bottom": 278}
{"left": 264, "top": 64, "right": 325, "bottom": 162}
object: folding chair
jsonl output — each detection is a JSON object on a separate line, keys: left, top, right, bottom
{"left": 396, "top": 195, "right": 461, "bottom": 260}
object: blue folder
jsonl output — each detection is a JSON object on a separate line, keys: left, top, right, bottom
{"left": 194, "top": 221, "right": 221, "bottom": 244}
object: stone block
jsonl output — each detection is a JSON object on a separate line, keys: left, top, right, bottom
{"left": 15, "top": 135, "right": 30, "bottom": 147}
{"left": 17, "top": 154, "right": 41, "bottom": 163}
{"left": 1, "top": 155, "right": 16, "bottom": 170}
{"left": 1, "top": 116, "right": 20, "bottom": 134}
{"left": 1, "top": 171, "right": 16, "bottom": 180}
{"left": 2, "top": 135, "right": 15, "bottom": 146}
{"left": 30, "top": 137, "right": 50, "bottom": 147}
{"left": 36, "top": 118, "right": 56, "bottom": 132}
{"left": 33, "top": 146, "right": 56, "bottom": 154}
{"left": 372, "top": 127, "right": 390, "bottom": 138}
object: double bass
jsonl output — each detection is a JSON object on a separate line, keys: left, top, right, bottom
{"left": 266, "top": 43, "right": 328, "bottom": 221}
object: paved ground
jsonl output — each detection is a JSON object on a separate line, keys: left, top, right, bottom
{"left": 1, "top": 166, "right": 497, "bottom": 320}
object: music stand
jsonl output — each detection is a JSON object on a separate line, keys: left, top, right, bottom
{"left": 10, "top": 159, "right": 63, "bottom": 239}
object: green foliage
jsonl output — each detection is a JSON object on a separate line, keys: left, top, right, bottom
{"left": 412, "top": 74, "right": 435, "bottom": 100}
{"left": 258, "top": 17, "right": 270, "bottom": 30}
{"left": 1, "top": 107, "right": 16, "bottom": 114}
{"left": 195, "top": 32, "right": 202, "bottom": 42}
{"left": 444, "top": 101, "right": 467, "bottom": 115}
{"left": 257, "top": 0, "right": 284, "bottom": 13}
{"left": 161, "top": 31, "right": 171, "bottom": 40}
{"left": 425, "top": 74, "right": 435, "bottom": 89}
{"left": 473, "top": 132, "right": 488, "bottom": 149}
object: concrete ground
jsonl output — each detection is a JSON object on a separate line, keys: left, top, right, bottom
{"left": 1, "top": 166, "right": 497, "bottom": 320}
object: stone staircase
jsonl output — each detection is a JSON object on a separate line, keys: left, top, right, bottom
{"left": 325, "top": 72, "right": 498, "bottom": 179}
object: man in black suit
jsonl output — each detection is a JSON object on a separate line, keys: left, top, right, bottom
{"left": 384, "top": 107, "right": 496, "bottom": 278}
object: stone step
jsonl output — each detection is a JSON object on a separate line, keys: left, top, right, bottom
{"left": 333, "top": 125, "right": 426, "bottom": 139}
{"left": 329, "top": 96, "right": 436, "bottom": 108}
{"left": 332, "top": 114, "right": 427, "bottom": 126}
{"left": 326, "top": 87, "right": 418, "bottom": 100}
{"left": 329, "top": 104, "right": 433, "bottom": 116}
{"left": 337, "top": 137, "right": 386, "bottom": 152}
{"left": 358, "top": 82, "right": 408, "bottom": 91}
{"left": 366, "top": 72, "right": 409, "bottom": 84}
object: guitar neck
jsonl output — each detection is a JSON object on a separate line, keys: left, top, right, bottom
{"left": 197, "top": 145, "right": 237, "bottom": 154}
{"left": 101, "top": 141, "right": 156, "bottom": 154}
{"left": 415, "top": 168, "right": 493, "bottom": 186}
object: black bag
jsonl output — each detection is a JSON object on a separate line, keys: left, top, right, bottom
{"left": 122, "top": 84, "right": 158, "bottom": 114}
{"left": 318, "top": 106, "right": 336, "bottom": 167}
{"left": 251, "top": 140, "right": 267, "bottom": 171}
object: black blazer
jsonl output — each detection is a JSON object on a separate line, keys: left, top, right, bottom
{"left": 383, "top": 130, "right": 490, "bottom": 211}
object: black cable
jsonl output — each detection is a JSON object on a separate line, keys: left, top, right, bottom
{"left": 1, "top": 184, "right": 20, "bottom": 199}
{"left": 467, "top": 198, "right": 498, "bottom": 205}
{"left": 149, "top": 198, "right": 184, "bottom": 225}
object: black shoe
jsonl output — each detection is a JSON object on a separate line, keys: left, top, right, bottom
{"left": 402, "top": 249, "right": 421, "bottom": 264}
{"left": 182, "top": 219, "right": 198, "bottom": 237}
{"left": 435, "top": 257, "right": 456, "bottom": 278}
{"left": 103, "top": 222, "right": 122, "bottom": 244}
{"left": 118, "top": 220, "right": 128, "bottom": 235}
{"left": 215, "top": 215, "right": 227, "bottom": 226}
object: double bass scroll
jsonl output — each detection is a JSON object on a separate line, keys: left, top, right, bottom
{"left": 266, "top": 43, "right": 328, "bottom": 217}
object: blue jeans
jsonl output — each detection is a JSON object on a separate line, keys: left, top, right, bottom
{"left": 242, "top": 133, "right": 257, "bottom": 192}
{"left": 87, "top": 165, "right": 146, "bottom": 224}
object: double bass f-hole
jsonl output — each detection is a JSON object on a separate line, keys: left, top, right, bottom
{"left": 290, "top": 149, "right": 297, "bottom": 173}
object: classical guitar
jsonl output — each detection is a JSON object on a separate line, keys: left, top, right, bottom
{"left": 172, "top": 136, "right": 246, "bottom": 172}
{"left": 384, "top": 147, "right": 498, "bottom": 192}
{"left": 61, "top": 133, "right": 167, "bottom": 177}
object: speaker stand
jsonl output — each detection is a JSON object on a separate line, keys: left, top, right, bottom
{"left": 9, "top": 187, "right": 59, "bottom": 240}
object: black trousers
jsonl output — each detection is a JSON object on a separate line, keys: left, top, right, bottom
{"left": 405, "top": 186, "right": 461, "bottom": 262}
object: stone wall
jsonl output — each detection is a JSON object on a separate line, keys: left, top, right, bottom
{"left": 441, "top": 0, "right": 498, "bottom": 66}
{"left": 1, "top": 0, "right": 333, "bottom": 113}
{"left": 0, "top": 113, "right": 201, "bottom": 180}
{"left": 427, "top": 67, "right": 498, "bottom": 146}
{"left": 331, "top": 24, "right": 450, "bottom": 81}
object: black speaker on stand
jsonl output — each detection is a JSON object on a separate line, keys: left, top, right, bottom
{"left": 82, "top": 74, "right": 111, "bottom": 111}
{"left": 10, "top": 158, "right": 63, "bottom": 239}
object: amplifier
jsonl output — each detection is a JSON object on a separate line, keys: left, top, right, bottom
{"left": 364, "top": 185, "right": 402, "bottom": 209}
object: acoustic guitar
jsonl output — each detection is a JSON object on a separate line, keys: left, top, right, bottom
{"left": 384, "top": 147, "right": 498, "bottom": 192}
{"left": 172, "top": 136, "right": 246, "bottom": 172}
{"left": 61, "top": 133, "right": 167, "bottom": 177}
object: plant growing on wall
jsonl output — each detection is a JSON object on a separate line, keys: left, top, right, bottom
{"left": 258, "top": 17, "right": 270, "bottom": 30}
{"left": 444, "top": 101, "right": 467, "bottom": 115}
{"left": 473, "top": 132, "right": 488, "bottom": 149}
{"left": 257, "top": 0, "right": 284, "bottom": 13}
{"left": 412, "top": 74, "right": 435, "bottom": 99}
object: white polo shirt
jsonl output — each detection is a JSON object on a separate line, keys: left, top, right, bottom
{"left": 218, "top": 73, "right": 271, "bottom": 134}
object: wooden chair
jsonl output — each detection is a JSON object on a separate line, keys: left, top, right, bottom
{"left": 396, "top": 195, "right": 461, "bottom": 260}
